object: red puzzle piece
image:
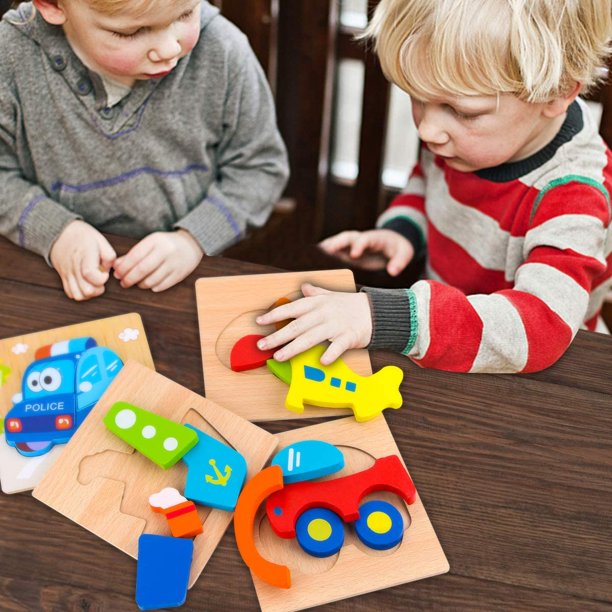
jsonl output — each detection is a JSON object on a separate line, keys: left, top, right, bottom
{"left": 230, "top": 334, "right": 276, "bottom": 372}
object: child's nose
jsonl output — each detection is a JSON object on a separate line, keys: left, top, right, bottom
{"left": 148, "top": 35, "right": 182, "bottom": 63}
{"left": 417, "top": 109, "right": 449, "bottom": 145}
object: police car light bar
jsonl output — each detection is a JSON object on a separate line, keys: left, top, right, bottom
{"left": 35, "top": 337, "right": 98, "bottom": 360}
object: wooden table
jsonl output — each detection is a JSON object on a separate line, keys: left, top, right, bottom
{"left": 1, "top": 235, "right": 610, "bottom": 611}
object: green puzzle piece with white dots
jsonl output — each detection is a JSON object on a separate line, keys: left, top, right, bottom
{"left": 104, "top": 401, "right": 198, "bottom": 469}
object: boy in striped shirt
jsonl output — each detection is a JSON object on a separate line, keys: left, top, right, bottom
{"left": 257, "top": 0, "right": 612, "bottom": 374}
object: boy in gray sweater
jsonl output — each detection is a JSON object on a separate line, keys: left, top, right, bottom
{"left": 0, "top": 0, "right": 288, "bottom": 299}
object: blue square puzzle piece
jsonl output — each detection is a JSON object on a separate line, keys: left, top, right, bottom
{"left": 182, "top": 424, "right": 247, "bottom": 511}
{"left": 136, "top": 534, "right": 193, "bottom": 610}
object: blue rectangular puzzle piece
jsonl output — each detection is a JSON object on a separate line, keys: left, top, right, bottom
{"left": 136, "top": 534, "right": 193, "bottom": 610}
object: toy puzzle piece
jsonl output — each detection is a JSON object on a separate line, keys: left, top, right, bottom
{"left": 269, "top": 297, "right": 292, "bottom": 330}
{"left": 271, "top": 344, "right": 404, "bottom": 422}
{"left": 230, "top": 334, "right": 276, "bottom": 372}
{"left": 234, "top": 465, "right": 291, "bottom": 589}
{"left": 104, "top": 402, "right": 198, "bottom": 469}
{"left": 266, "top": 455, "right": 416, "bottom": 541}
{"left": 271, "top": 441, "right": 344, "bottom": 484}
{"left": 0, "top": 362, "right": 11, "bottom": 388}
{"left": 182, "top": 425, "right": 247, "bottom": 511}
{"left": 149, "top": 487, "right": 203, "bottom": 538}
{"left": 266, "top": 358, "right": 291, "bottom": 385}
{"left": 4, "top": 337, "right": 123, "bottom": 457}
{"left": 136, "top": 534, "right": 193, "bottom": 610}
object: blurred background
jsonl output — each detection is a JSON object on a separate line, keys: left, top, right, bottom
{"left": 1, "top": 0, "right": 610, "bottom": 323}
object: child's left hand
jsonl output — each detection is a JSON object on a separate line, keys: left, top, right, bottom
{"left": 113, "top": 230, "right": 204, "bottom": 292}
{"left": 255, "top": 283, "right": 373, "bottom": 365}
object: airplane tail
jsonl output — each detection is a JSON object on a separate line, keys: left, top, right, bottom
{"left": 371, "top": 365, "right": 404, "bottom": 410}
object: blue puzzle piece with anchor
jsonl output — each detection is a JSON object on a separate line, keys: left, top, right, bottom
{"left": 181, "top": 424, "right": 247, "bottom": 511}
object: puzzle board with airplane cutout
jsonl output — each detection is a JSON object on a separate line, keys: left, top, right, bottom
{"left": 195, "top": 270, "right": 376, "bottom": 422}
{"left": 0, "top": 313, "right": 154, "bottom": 494}
{"left": 247, "top": 415, "right": 449, "bottom": 612}
{"left": 33, "top": 361, "right": 278, "bottom": 588}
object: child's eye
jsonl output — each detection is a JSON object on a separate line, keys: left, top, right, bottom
{"left": 112, "top": 28, "right": 145, "bottom": 39}
{"left": 178, "top": 9, "right": 194, "bottom": 20}
{"left": 449, "top": 107, "right": 481, "bottom": 121}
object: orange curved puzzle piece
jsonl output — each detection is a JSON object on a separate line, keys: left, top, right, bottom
{"left": 234, "top": 465, "right": 291, "bottom": 589}
{"left": 270, "top": 297, "right": 292, "bottom": 330}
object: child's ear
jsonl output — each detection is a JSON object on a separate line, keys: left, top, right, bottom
{"left": 33, "top": 0, "right": 67, "bottom": 26}
{"left": 543, "top": 81, "right": 581, "bottom": 118}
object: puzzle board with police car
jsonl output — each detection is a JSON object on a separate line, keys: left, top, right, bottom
{"left": 196, "top": 270, "right": 374, "bottom": 422}
{"left": 0, "top": 313, "right": 154, "bottom": 494}
{"left": 33, "top": 361, "right": 278, "bottom": 588}
{"left": 251, "top": 416, "right": 449, "bottom": 612}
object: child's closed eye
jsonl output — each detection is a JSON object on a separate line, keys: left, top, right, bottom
{"left": 111, "top": 27, "right": 146, "bottom": 39}
{"left": 178, "top": 9, "right": 195, "bottom": 20}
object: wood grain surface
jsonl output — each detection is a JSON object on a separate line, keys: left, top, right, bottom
{"left": 0, "top": 234, "right": 610, "bottom": 612}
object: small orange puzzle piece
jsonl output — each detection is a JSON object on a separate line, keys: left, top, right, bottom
{"left": 270, "top": 297, "right": 292, "bottom": 330}
{"left": 149, "top": 487, "right": 203, "bottom": 539}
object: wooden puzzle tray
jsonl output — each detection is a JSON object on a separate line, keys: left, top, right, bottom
{"left": 33, "top": 361, "right": 278, "bottom": 588}
{"left": 196, "top": 270, "right": 374, "bottom": 422}
{"left": 250, "top": 416, "right": 449, "bottom": 611}
{"left": 0, "top": 313, "right": 154, "bottom": 494}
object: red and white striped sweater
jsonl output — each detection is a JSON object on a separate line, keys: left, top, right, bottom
{"left": 363, "top": 99, "right": 612, "bottom": 373}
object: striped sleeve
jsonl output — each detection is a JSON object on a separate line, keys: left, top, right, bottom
{"left": 376, "top": 157, "right": 427, "bottom": 257}
{"left": 403, "top": 181, "right": 610, "bottom": 373}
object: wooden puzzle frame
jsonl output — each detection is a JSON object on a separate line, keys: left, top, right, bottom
{"left": 195, "top": 270, "right": 374, "bottom": 422}
{"left": 250, "top": 416, "right": 449, "bottom": 612}
{"left": 33, "top": 361, "right": 278, "bottom": 588}
{"left": 0, "top": 313, "right": 154, "bottom": 494}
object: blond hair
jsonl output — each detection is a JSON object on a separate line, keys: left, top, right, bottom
{"left": 366, "top": 0, "right": 612, "bottom": 102}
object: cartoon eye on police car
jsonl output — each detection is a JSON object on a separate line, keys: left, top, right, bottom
{"left": 3, "top": 337, "right": 123, "bottom": 457}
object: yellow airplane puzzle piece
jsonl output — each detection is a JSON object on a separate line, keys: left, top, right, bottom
{"left": 283, "top": 345, "right": 404, "bottom": 422}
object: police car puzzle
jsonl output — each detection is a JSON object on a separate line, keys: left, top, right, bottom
{"left": 3, "top": 337, "right": 123, "bottom": 457}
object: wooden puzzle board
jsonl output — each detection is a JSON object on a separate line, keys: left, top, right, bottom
{"left": 33, "top": 361, "right": 278, "bottom": 588}
{"left": 251, "top": 416, "right": 449, "bottom": 612}
{"left": 0, "top": 313, "right": 154, "bottom": 494}
{"left": 196, "top": 270, "right": 373, "bottom": 421}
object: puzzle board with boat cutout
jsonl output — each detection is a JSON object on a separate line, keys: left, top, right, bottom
{"left": 0, "top": 313, "right": 154, "bottom": 494}
{"left": 33, "top": 361, "right": 278, "bottom": 588}
{"left": 250, "top": 416, "right": 449, "bottom": 612}
{"left": 196, "top": 270, "right": 374, "bottom": 421}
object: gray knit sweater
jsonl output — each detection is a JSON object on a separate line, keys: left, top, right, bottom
{"left": 0, "top": 2, "right": 289, "bottom": 261}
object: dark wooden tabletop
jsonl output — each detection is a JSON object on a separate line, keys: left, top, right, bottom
{"left": 1, "top": 234, "right": 611, "bottom": 611}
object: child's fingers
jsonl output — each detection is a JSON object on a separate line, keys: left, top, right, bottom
{"left": 319, "top": 231, "right": 360, "bottom": 254}
{"left": 99, "top": 240, "right": 117, "bottom": 270}
{"left": 67, "top": 275, "right": 84, "bottom": 302}
{"left": 256, "top": 297, "right": 312, "bottom": 326}
{"left": 300, "top": 283, "right": 330, "bottom": 298}
{"left": 113, "top": 240, "right": 155, "bottom": 279}
{"left": 258, "top": 309, "right": 319, "bottom": 351}
{"left": 320, "top": 337, "right": 351, "bottom": 365}
{"left": 81, "top": 251, "right": 109, "bottom": 286}
{"left": 137, "top": 265, "right": 170, "bottom": 291}
{"left": 271, "top": 324, "right": 329, "bottom": 362}
{"left": 118, "top": 252, "right": 162, "bottom": 288}
{"left": 385, "top": 242, "right": 414, "bottom": 277}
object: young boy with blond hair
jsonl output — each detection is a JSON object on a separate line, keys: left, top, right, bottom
{"left": 258, "top": 0, "right": 612, "bottom": 373}
{"left": 0, "top": 0, "right": 288, "bottom": 300}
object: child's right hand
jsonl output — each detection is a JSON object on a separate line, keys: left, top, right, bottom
{"left": 50, "top": 220, "right": 116, "bottom": 301}
{"left": 318, "top": 229, "right": 414, "bottom": 276}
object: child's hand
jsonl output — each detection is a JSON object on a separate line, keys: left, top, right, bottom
{"left": 255, "top": 283, "right": 373, "bottom": 365}
{"left": 50, "top": 220, "right": 116, "bottom": 301}
{"left": 113, "top": 230, "right": 204, "bottom": 292}
{"left": 319, "top": 229, "right": 414, "bottom": 276}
